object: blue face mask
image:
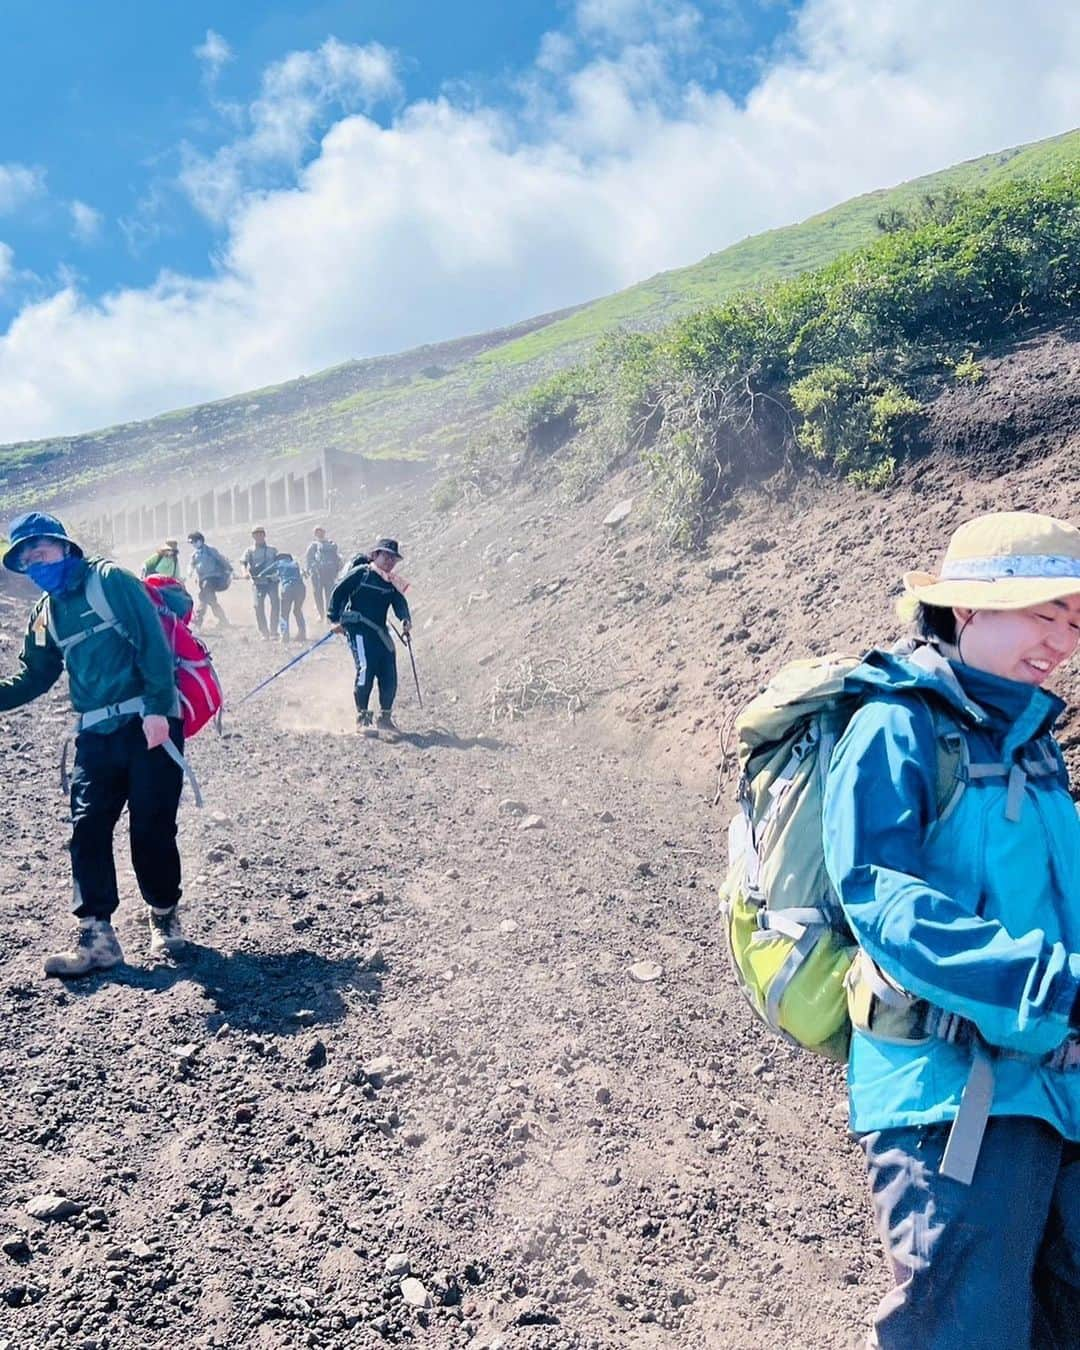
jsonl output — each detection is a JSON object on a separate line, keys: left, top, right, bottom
{"left": 25, "top": 556, "right": 81, "bottom": 594}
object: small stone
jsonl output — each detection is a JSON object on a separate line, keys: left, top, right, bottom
{"left": 402, "top": 1131, "right": 427, "bottom": 1147}
{"left": 519, "top": 815, "right": 545, "bottom": 831}
{"left": 602, "top": 499, "right": 634, "bottom": 528}
{"left": 292, "top": 1009, "right": 316, "bottom": 1026}
{"left": 444, "top": 867, "right": 460, "bottom": 880}
{"left": 1, "top": 1237, "right": 30, "bottom": 1263}
{"left": 400, "top": 1277, "right": 431, "bottom": 1309}
{"left": 633, "top": 859, "right": 653, "bottom": 877}
{"left": 570, "top": 1265, "right": 594, "bottom": 1288}
{"left": 498, "top": 799, "right": 528, "bottom": 817}
{"left": 628, "top": 961, "right": 664, "bottom": 983}
{"left": 597, "top": 810, "right": 615, "bottom": 823}
{"left": 26, "top": 1194, "right": 83, "bottom": 1223}
{"left": 384, "top": 1252, "right": 410, "bottom": 1278}
{"left": 594, "top": 1087, "right": 611, "bottom": 1106}
{"left": 366, "top": 1055, "right": 395, "bottom": 1080}
{"left": 350, "top": 887, "right": 384, "bottom": 910}
{"left": 305, "top": 1039, "right": 327, "bottom": 1070}
{"left": 233, "top": 1103, "right": 255, "bottom": 1124}
{"left": 169, "top": 1042, "right": 199, "bottom": 1061}
{"left": 499, "top": 919, "right": 519, "bottom": 934}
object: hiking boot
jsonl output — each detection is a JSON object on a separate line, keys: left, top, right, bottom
{"left": 148, "top": 905, "right": 186, "bottom": 959}
{"left": 356, "top": 710, "right": 374, "bottom": 733}
{"left": 377, "top": 711, "right": 397, "bottom": 732}
{"left": 43, "top": 919, "right": 124, "bottom": 979}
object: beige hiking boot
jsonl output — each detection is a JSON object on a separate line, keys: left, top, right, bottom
{"left": 43, "top": 919, "right": 124, "bottom": 978}
{"left": 148, "top": 905, "right": 186, "bottom": 959}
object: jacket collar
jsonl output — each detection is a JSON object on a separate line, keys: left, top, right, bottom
{"left": 850, "top": 644, "right": 1065, "bottom": 746}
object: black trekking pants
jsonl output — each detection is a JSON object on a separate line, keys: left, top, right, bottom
{"left": 195, "top": 579, "right": 228, "bottom": 626}
{"left": 345, "top": 628, "right": 397, "bottom": 712}
{"left": 279, "top": 582, "right": 307, "bottom": 641}
{"left": 312, "top": 568, "right": 336, "bottom": 620}
{"left": 253, "top": 582, "right": 280, "bottom": 638}
{"left": 69, "top": 718, "right": 184, "bottom": 920}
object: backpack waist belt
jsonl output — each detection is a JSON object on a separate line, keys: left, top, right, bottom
{"left": 847, "top": 949, "right": 1080, "bottom": 1185}
{"left": 60, "top": 697, "right": 203, "bottom": 808}
{"left": 343, "top": 612, "right": 395, "bottom": 652}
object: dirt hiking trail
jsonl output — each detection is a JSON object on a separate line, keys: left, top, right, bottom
{"left": 1, "top": 324, "right": 1079, "bottom": 1349}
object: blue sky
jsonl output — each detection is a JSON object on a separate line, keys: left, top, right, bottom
{"left": 0, "top": 0, "right": 1078, "bottom": 441}
{"left": 0, "top": 1, "right": 792, "bottom": 320}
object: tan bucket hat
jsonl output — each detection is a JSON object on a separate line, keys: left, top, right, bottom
{"left": 904, "top": 511, "right": 1080, "bottom": 611}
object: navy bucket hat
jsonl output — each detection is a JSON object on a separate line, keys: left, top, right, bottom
{"left": 372, "top": 537, "right": 403, "bottom": 559}
{"left": 3, "top": 512, "right": 83, "bottom": 573}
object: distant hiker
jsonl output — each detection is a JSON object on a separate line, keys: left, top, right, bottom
{"left": 241, "top": 527, "right": 280, "bottom": 640}
{"left": 272, "top": 551, "right": 307, "bottom": 643}
{"left": 329, "top": 537, "right": 412, "bottom": 732}
{"left": 142, "top": 539, "right": 182, "bottom": 580}
{"left": 795, "top": 513, "right": 1080, "bottom": 1348}
{"left": 303, "top": 527, "right": 342, "bottom": 621}
{"left": 187, "top": 531, "right": 232, "bottom": 629}
{"left": 0, "top": 512, "right": 189, "bottom": 977}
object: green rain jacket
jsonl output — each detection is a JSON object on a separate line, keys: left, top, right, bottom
{"left": 0, "top": 558, "right": 179, "bottom": 734}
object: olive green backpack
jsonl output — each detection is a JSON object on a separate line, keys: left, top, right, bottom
{"left": 719, "top": 649, "right": 971, "bottom": 1062}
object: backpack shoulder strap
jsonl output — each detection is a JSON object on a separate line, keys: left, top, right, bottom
{"left": 45, "top": 564, "right": 127, "bottom": 658}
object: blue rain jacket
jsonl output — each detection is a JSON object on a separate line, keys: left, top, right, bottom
{"left": 823, "top": 650, "right": 1080, "bottom": 1137}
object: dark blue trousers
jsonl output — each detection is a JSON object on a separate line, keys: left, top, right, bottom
{"left": 860, "top": 1117, "right": 1080, "bottom": 1348}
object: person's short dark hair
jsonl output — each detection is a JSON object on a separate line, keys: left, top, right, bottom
{"left": 915, "top": 602, "right": 957, "bottom": 645}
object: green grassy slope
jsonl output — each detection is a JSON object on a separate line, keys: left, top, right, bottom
{"left": 1, "top": 127, "right": 1076, "bottom": 513}
{"left": 479, "top": 128, "right": 1080, "bottom": 368}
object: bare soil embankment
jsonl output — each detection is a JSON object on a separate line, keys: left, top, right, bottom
{"left": 0, "top": 322, "right": 1077, "bottom": 1350}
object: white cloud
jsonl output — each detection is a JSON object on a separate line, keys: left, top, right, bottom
{"left": 195, "top": 29, "right": 233, "bottom": 81}
{"left": 0, "top": 163, "right": 46, "bottom": 215}
{"left": 0, "top": 242, "right": 13, "bottom": 291}
{"left": 180, "top": 37, "right": 401, "bottom": 222}
{"left": 69, "top": 200, "right": 104, "bottom": 244}
{"left": 1, "top": 0, "right": 1080, "bottom": 443}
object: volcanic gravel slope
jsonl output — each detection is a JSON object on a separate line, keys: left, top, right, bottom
{"left": 0, "top": 321, "right": 1079, "bottom": 1350}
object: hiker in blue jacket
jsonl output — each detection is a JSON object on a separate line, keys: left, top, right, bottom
{"left": 822, "top": 512, "right": 1080, "bottom": 1350}
{"left": 270, "top": 551, "right": 307, "bottom": 643}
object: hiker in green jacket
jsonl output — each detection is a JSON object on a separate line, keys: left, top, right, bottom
{"left": 142, "top": 539, "right": 182, "bottom": 580}
{"left": 0, "top": 512, "right": 188, "bottom": 978}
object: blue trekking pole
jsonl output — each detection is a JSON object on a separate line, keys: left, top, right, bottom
{"left": 235, "top": 631, "right": 336, "bottom": 706}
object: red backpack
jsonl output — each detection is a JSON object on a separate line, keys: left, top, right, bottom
{"left": 143, "top": 576, "right": 224, "bottom": 737}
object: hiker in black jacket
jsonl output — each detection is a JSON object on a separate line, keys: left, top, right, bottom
{"left": 328, "top": 537, "right": 412, "bottom": 731}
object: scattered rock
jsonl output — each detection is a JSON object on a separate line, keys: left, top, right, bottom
{"left": 384, "top": 1252, "right": 410, "bottom": 1278}
{"left": 519, "top": 815, "right": 546, "bottom": 831}
{"left": 597, "top": 810, "right": 615, "bottom": 823}
{"left": 233, "top": 1103, "right": 256, "bottom": 1124}
{"left": 26, "top": 1193, "right": 83, "bottom": 1223}
{"left": 366, "top": 1054, "right": 395, "bottom": 1080}
{"left": 400, "top": 1276, "right": 432, "bottom": 1309}
{"left": 628, "top": 960, "right": 664, "bottom": 983}
{"left": 305, "top": 1039, "right": 328, "bottom": 1070}
{"left": 602, "top": 499, "right": 634, "bottom": 528}
{"left": 500, "top": 919, "right": 519, "bottom": 934}
{"left": 1, "top": 1237, "right": 30, "bottom": 1264}
{"left": 498, "top": 799, "right": 528, "bottom": 817}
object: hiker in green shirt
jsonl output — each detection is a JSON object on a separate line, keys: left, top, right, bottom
{"left": 0, "top": 511, "right": 189, "bottom": 978}
{"left": 142, "top": 539, "right": 182, "bottom": 580}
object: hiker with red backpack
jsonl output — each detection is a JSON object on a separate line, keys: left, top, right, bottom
{"left": 0, "top": 512, "right": 216, "bottom": 977}
{"left": 722, "top": 512, "right": 1080, "bottom": 1348}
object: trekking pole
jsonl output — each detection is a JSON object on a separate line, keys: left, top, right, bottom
{"left": 235, "top": 631, "right": 336, "bottom": 706}
{"left": 390, "top": 624, "right": 423, "bottom": 708}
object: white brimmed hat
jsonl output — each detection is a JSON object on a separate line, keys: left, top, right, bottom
{"left": 904, "top": 511, "right": 1080, "bottom": 611}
